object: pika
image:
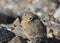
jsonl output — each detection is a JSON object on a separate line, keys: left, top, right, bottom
{"left": 21, "top": 12, "right": 47, "bottom": 43}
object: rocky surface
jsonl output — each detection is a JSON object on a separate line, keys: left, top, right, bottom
{"left": 0, "top": 28, "right": 15, "bottom": 43}
{"left": 0, "top": 0, "right": 60, "bottom": 43}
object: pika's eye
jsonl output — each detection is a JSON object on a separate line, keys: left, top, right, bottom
{"left": 28, "top": 16, "right": 34, "bottom": 21}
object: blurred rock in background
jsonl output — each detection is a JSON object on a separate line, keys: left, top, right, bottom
{"left": 0, "top": 0, "right": 60, "bottom": 43}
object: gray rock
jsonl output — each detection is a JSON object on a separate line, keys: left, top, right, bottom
{"left": 8, "top": 36, "right": 28, "bottom": 43}
{"left": 12, "top": 26, "right": 27, "bottom": 38}
{"left": 0, "top": 28, "right": 15, "bottom": 43}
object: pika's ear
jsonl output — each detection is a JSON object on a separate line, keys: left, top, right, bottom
{"left": 22, "top": 13, "right": 26, "bottom": 19}
{"left": 12, "top": 18, "right": 20, "bottom": 28}
{"left": 24, "top": 13, "right": 26, "bottom": 16}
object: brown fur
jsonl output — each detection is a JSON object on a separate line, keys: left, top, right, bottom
{"left": 21, "top": 12, "right": 47, "bottom": 43}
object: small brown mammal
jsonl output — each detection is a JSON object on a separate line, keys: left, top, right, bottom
{"left": 21, "top": 12, "right": 47, "bottom": 43}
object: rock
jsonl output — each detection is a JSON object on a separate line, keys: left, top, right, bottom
{"left": 0, "top": 0, "right": 32, "bottom": 17}
{"left": 12, "top": 25, "right": 26, "bottom": 38}
{"left": 8, "top": 36, "right": 27, "bottom": 43}
{"left": 12, "top": 17, "right": 20, "bottom": 28}
{"left": 54, "top": 7, "right": 60, "bottom": 21}
{"left": 0, "top": 29, "right": 15, "bottom": 43}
